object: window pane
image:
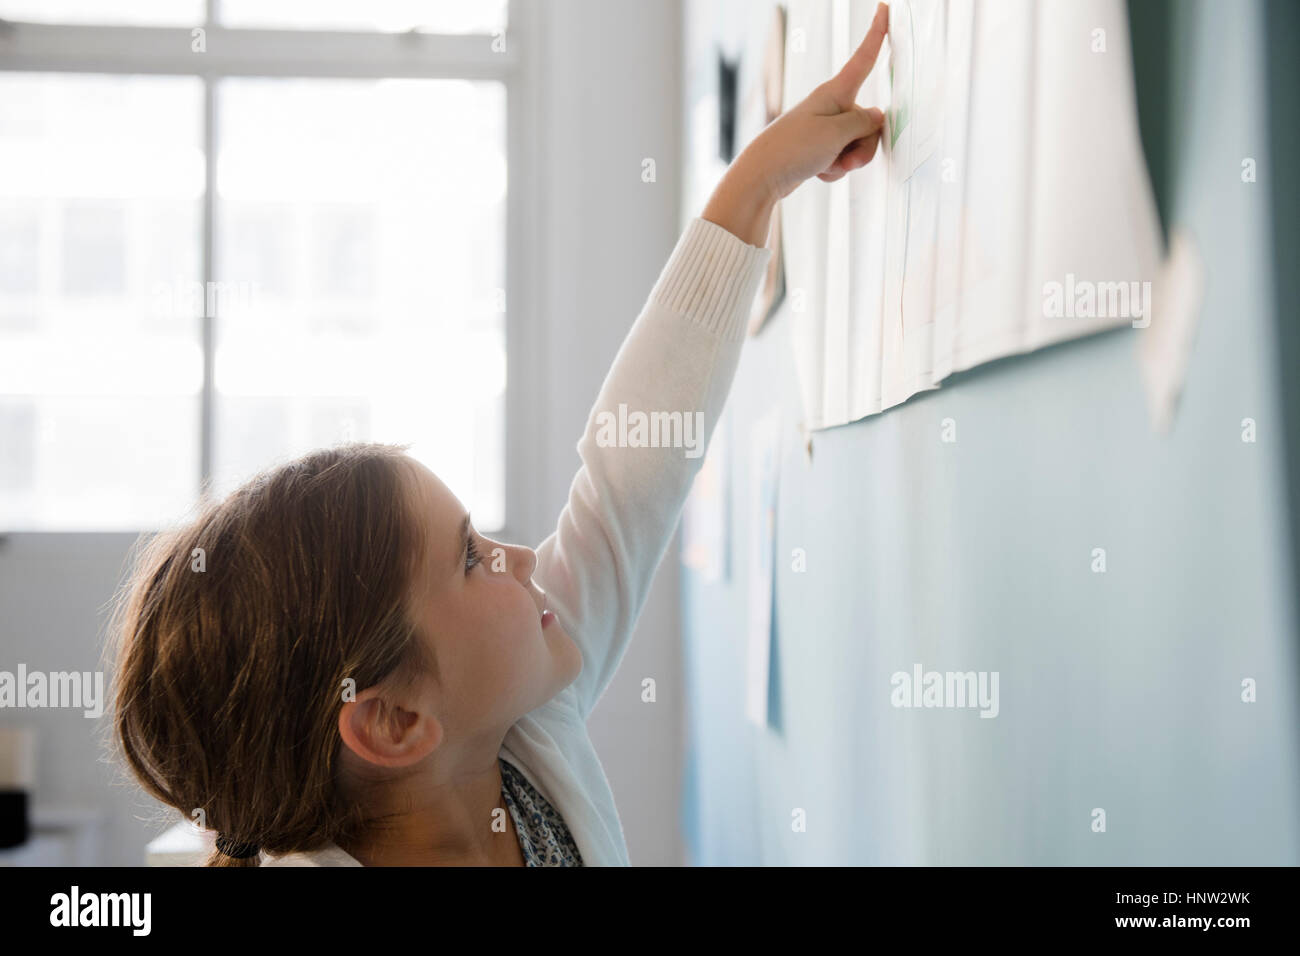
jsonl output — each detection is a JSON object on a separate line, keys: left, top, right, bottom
{"left": 214, "top": 78, "right": 506, "bottom": 531}
{"left": 0, "top": 1, "right": 203, "bottom": 26}
{"left": 0, "top": 74, "right": 204, "bottom": 531}
{"left": 220, "top": 0, "right": 507, "bottom": 33}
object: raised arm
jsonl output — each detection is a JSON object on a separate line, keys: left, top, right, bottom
{"left": 533, "top": 217, "right": 771, "bottom": 719}
{"left": 534, "top": 3, "right": 891, "bottom": 719}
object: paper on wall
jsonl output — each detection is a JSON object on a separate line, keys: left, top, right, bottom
{"left": 846, "top": 0, "right": 892, "bottom": 421}
{"left": 929, "top": 0, "right": 974, "bottom": 384}
{"left": 1139, "top": 228, "right": 1204, "bottom": 433}
{"left": 781, "top": 0, "right": 836, "bottom": 429}
{"left": 775, "top": 0, "right": 1162, "bottom": 432}
{"left": 879, "top": 0, "right": 944, "bottom": 410}
{"left": 1020, "top": 0, "right": 1163, "bottom": 354}
{"left": 884, "top": 0, "right": 944, "bottom": 179}
{"left": 822, "top": 0, "right": 855, "bottom": 427}
{"left": 949, "top": 0, "right": 1036, "bottom": 373}
{"left": 745, "top": 409, "right": 782, "bottom": 729}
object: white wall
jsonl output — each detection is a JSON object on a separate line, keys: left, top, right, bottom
{"left": 531, "top": 0, "right": 688, "bottom": 866}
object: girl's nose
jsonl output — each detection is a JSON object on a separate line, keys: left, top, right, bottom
{"left": 509, "top": 542, "right": 537, "bottom": 582}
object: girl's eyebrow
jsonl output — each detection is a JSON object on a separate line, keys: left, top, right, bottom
{"left": 452, "top": 512, "right": 471, "bottom": 573}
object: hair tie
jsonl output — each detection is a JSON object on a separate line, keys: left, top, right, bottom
{"left": 215, "top": 833, "right": 261, "bottom": 859}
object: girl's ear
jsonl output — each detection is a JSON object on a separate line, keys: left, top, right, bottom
{"left": 338, "top": 688, "right": 443, "bottom": 768}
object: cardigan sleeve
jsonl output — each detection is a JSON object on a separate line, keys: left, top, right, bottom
{"left": 532, "top": 216, "right": 772, "bottom": 720}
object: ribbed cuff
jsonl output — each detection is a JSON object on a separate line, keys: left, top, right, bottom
{"left": 648, "top": 216, "right": 773, "bottom": 343}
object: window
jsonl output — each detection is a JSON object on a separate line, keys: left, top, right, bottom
{"left": 0, "top": 0, "right": 506, "bottom": 32}
{"left": 0, "top": 2, "right": 521, "bottom": 533}
{"left": 0, "top": 73, "right": 204, "bottom": 529}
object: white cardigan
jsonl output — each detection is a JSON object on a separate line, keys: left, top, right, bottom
{"left": 262, "top": 216, "right": 772, "bottom": 866}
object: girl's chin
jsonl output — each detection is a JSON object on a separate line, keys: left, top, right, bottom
{"left": 546, "top": 629, "right": 583, "bottom": 684}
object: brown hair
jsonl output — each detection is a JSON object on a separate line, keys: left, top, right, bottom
{"left": 108, "top": 442, "right": 435, "bottom": 866}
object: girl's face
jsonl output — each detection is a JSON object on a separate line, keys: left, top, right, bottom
{"left": 400, "top": 458, "right": 582, "bottom": 736}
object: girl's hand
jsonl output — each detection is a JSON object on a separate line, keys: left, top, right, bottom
{"left": 703, "top": 2, "right": 889, "bottom": 246}
{"left": 751, "top": 1, "right": 889, "bottom": 197}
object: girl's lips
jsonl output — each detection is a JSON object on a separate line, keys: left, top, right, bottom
{"left": 541, "top": 608, "right": 556, "bottom": 629}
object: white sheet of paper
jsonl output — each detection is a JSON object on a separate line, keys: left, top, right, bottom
{"left": 950, "top": 0, "right": 1036, "bottom": 372}
{"left": 775, "top": 0, "right": 1162, "bottom": 432}
{"left": 1139, "top": 228, "right": 1204, "bottom": 432}
{"left": 1021, "top": 0, "right": 1163, "bottom": 352}
{"left": 846, "top": 0, "right": 893, "bottom": 421}
{"left": 930, "top": 0, "right": 974, "bottom": 384}
{"left": 781, "top": 0, "right": 836, "bottom": 429}
{"left": 823, "top": 0, "right": 855, "bottom": 427}
{"left": 879, "top": 0, "right": 943, "bottom": 409}
{"left": 745, "top": 409, "right": 782, "bottom": 729}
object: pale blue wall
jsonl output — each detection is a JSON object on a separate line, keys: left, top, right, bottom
{"left": 681, "top": 0, "right": 1299, "bottom": 865}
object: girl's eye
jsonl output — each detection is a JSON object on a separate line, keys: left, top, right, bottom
{"left": 464, "top": 534, "right": 481, "bottom": 574}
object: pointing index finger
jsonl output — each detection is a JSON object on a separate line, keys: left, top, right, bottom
{"left": 827, "top": 2, "right": 889, "bottom": 106}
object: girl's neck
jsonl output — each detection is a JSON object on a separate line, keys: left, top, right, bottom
{"left": 339, "top": 749, "right": 524, "bottom": 866}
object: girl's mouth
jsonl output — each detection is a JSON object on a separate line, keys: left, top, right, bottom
{"left": 541, "top": 608, "right": 556, "bottom": 629}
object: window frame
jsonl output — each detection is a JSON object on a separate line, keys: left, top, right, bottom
{"left": 0, "top": 0, "right": 544, "bottom": 543}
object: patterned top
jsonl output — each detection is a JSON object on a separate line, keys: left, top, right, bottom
{"left": 499, "top": 757, "right": 583, "bottom": 866}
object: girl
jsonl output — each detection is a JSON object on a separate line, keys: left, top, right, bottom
{"left": 111, "top": 3, "right": 890, "bottom": 867}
